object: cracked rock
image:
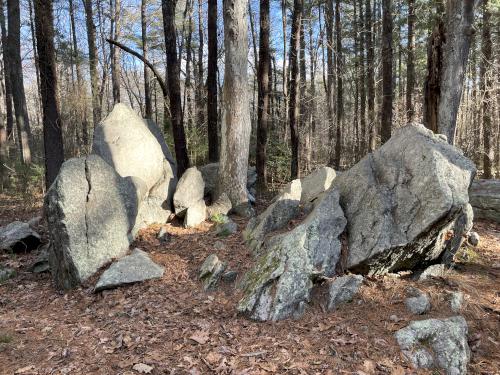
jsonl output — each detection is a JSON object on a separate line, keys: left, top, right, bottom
{"left": 395, "top": 316, "right": 470, "bottom": 375}
{"left": 238, "top": 189, "right": 346, "bottom": 321}
{"left": 45, "top": 155, "right": 140, "bottom": 289}
{"left": 333, "top": 124, "right": 476, "bottom": 275}
{"left": 199, "top": 254, "right": 226, "bottom": 290}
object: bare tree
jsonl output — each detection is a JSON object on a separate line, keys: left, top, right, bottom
{"left": 0, "top": 0, "right": 13, "bottom": 139}
{"left": 111, "top": 0, "right": 121, "bottom": 104}
{"left": 405, "top": 0, "right": 415, "bottom": 123}
{"left": 380, "top": 0, "right": 393, "bottom": 143}
{"left": 162, "top": 0, "right": 190, "bottom": 176}
{"left": 141, "top": 0, "right": 152, "bottom": 119}
{"left": 217, "top": 0, "right": 252, "bottom": 214}
{"left": 207, "top": 0, "right": 218, "bottom": 162}
{"left": 334, "top": 0, "right": 343, "bottom": 167}
{"left": 480, "top": 0, "right": 492, "bottom": 178}
{"left": 33, "top": 0, "right": 64, "bottom": 188}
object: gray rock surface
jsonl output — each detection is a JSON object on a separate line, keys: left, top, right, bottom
{"left": 243, "top": 179, "right": 302, "bottom": 253}
{"left": 45, "top": 155, "right": 140, "bottom": 289}
{"left": 238, "top": 189, "right": 346, "bottom": 321}
{"left": 467, "top": 231, "right": 480, "bottom": 246}
{"left": 28, "top": 246, "right": 50, "bottom": 273}
{"left": 215, "top": 218, "right": 238, "bottom": 237}
{"left": 416, "top": 264, "right": 449, "bottom": 281}
{"left": 207, "top": 193, "right": 232, "bottom": 217}
{"left": 0, "top": 221, "right": 41, "bottom": 252}
{"left": 92, "top": 103, "right": 176, "bottom": 225}
{"left": 405, "top": 288, "right": 431, "bottom": 315}
{"left": 173, "top": 167, "right": 205, "bottom": 217}
{"left": 95, "top": 248, "right": 164, "bottom": 292}
{"left": 184, "top": 200, "right": 207, "bottom": 228}
{"left": 469, "top": 179, "right": 500, "bottom": 223}
{"left": 296, "top": 166, "right": 336, "bottom": 203}
{"left": 395, "top": 316, "right": 470, "bottom": 375}
{"left": 448, "top": 291, "right": 464, "bottom": 313}
{"left": 222, "top": 270, "right": 238, "bottom": 283}
{"left": 0, "top": 266, "right": 16, "bottom": 283}
{"left": 332, "top": 124, "right": 476, "bottom": 275}
{"left": 326, "top": 274, "right": 363, "bottom": 311}
{"left": 199, "top": 254, "right": 226, "bottom": 290}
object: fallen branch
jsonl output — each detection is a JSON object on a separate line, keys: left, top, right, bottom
{"left": 106, "top": 38, "right": 168, "bottom": 98}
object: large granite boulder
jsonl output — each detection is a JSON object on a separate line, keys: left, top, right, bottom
{"left": 333, "top": 124, "right": 476, "bottom": 275}
{"left": 92, "top": 103, "right": 176, "bottom": 226}
{"left": 238, "top": 189, "right": 346, "bottom": 321}
{"left": 395, "top": 316, "right": 470, "bottom": 374}
{"left": 295, "top": 166, "right": 336, "bottom": 203}
{"left": 469, "top": 179, "right": 500, "bottom": 223}
{"left": 45, "top": 155, "right": 140, "bottom": 289}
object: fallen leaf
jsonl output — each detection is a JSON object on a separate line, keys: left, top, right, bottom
{"left": 190, "top": 329, "right": 209, "bottom": 344}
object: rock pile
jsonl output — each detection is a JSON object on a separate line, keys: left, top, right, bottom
{"left": 238, "top": 124, "right": 476, "bottom": 321}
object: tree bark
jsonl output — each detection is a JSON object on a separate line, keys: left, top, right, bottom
{"left": 334, "top": 0, "right": 343, "bottom": 168}
{"left": 325, "top": 0, "right": 334, "bottom": 165}
{"left": 358, "top": 0, "right": 366, "bottom": 155}
{"left": 111, "top": 0, "right": 121, "bottom": 104}
{"left": 162, "top": 0, "right": 190, "bottom": 176}
{"left": 217, "top": 0, "right": 252, "bottom": 213}
{"left": 196, "top": 0, "right": 204, "bottom": 127}
{"left": 380, "top": 0, "right": 393, "bottom": 144}
{"left": 480, "top": 0, "right": 492, "bottom": 178}
{"left": 405, "top": 0, "right": 415, "bottom": 123}
{"left": 7, "top": 0, "right": 33, "bottom": 163}
{"left": 207, "top": 0, "right": 218, "bottom": 162}
{"left": 83, "top": 0, "right": 101, "bottom": 128}
{"left": 288, "top": 0, "right": 303, "bottom": 179}
{"left": 34, "top": 0, "right": 64, "bottom": 188}
{"left": 0, "top": 0, "right": 13, "bottom": 139}
{"left": 256, "top": 0, "right": 270, "bottom": 190}
{"left": 365, "top": 0, "right": 375, "bottom": 152}
{"left": 141, "top": 0, "right": 152, "bottom": 118}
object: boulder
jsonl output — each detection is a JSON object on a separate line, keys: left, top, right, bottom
{"left": 293, "top": 166, "right": 336, "bottom": 204}
{"left": 45, "top": 155, "right": 140, "bottom": 289}
{"left": 469, "top": 179, "right": 500, "bottom": 223}
{"left": 416, "top": 264, "right": 449, "bottom": 281}
{"left": 243, "top": 180, "right": 302, "bottom": 253}
{"left": 214, "top": 218, "right": 238, "bottom": 237}
{"left": 207, "top": 193, "right": 232, "bottom": 217}
{"left": 405, "top": 288, "right": 431, "bottom": 315}
{"left": 184, "top": 200, "right": 207, "bottom": 228}
{"left": 395, "top": 316, "right": 470, "bottom": 375}
{"left": 92, "top": 103, "right": 176, "bottom": 225}
{"left": 238, "top": 189, "right": 346, "bottom": 321}
{"left": 94, "top": 248, "right": 164, "bottom": 292}
{"left": 199, "top": 254, "right": 226, "bottom": 290}
{"left": 333, "top": 124, "right": 476, "bottom": 275}
{"left": 173, "top": 167, "right": 205, "bottom": 217}
{"left": 467, "top": 231, "right": 479, "bottom": 246}
{"left": 0, "top": 221, "right": 41, "bottom": 252}
{"left": 326, "top": 274, "right": 363, "bottom": 311}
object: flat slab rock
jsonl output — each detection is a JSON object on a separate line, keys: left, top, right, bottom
{"left": 469, "top": 179, "right": 500, "bottom": 223}
{"left": 95, "top": 249, "right": 164, "bottom": 292}
{"left": 395, "top": 316, "right": 470, "bottom": 375}
{"left": 0, "top": 221, "right": 41, "bottom": 252}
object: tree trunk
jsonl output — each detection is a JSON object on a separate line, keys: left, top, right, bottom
{"left": 405, "top": 0, "right": 415, "bottom": 123}
{"left": 141, "top": 0, "right": 152, "bottom": 118}
{"left": 7, "top": 0, "right": 33, "bottom": 163}
{"left": 281, "top": 0, "right": 288, "bottom": 139}
{"left": 196, "top": 0, "right": 204, "bottom": 127}
{"left": 256, "top": 0, "right": 270, "bottom": 190}
{"left": 358, "top": 0, "right": 366, "bottom": 155}
{"left": 0, "top": 0, "right": 13, "bottom": 139}
{"left": 184, "top": 2, "right": 194, "bottom": 130}
{"left": 288, "top": 0, "right": 303, "bottom": 179}
{"left": 299, "top": 19, "right": 308, "bottom": 173}
{"left": 162, "top": 0, "right": 190, "bottom": 176}
{"left": 207, "top": 0, "right": 218, "bottom": 162}
{"left": 34, "top": 0, "right": 64, "bottom": 188}
{"left": 111, "top": 0, "right": 121, "bottom": 104}
{"left": 424, "top": 0, "right": 474, "bottom": 143}
{"left": 217, "top": 0, "right": 252, "bottom": 213}
{"left": 365, "top": 0, "right": 375, "bottom": 152}
{"left": 325, "top": 0, "right": 334, "bottom": 165}
{"left": 380, "top": 0, "right": 393, "bottom": 144}
{"left": 84, "top": 0, "right": 101, "bottom": 128}
{"left": 480, "top": 0, "right": 492, "bottom": 178}
{"left": 334, "top": 0, "right": 343, "bottom": 168}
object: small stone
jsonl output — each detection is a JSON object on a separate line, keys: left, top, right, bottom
{"left": 94, "top": 249, "right": 164, "bottom": 292}
{"left": 326, "top": 274, "right": 364, "bottom": 311}
{"left": 215, "top": 219, "right": 238, "bottom": 237}
{"left": 199, "top": 254, "right": 226, "bottom": 290}
{"left": 221, "top": 270, "right": 238, "bottom": 283}
{"left": 213, "top": 241, "right": 226, "bottom": 251}
{"left": 405, "top": 288, "right": 431, "bottom": 315}
{"left": 416, "top": 264, "right": 449, "bottom": 281}
{"left": 0, "top": 267, "right": 16, "bottom": 283}
{"left": 448, "top": 291, "right": 464, "bottom": 313}
{"left": 157, "top": 227, "right": 170, "bottom": 243}
{"left": 467, "top": 231, "right": 480, "bottom": 246}
{"left": 390, "top": 314, "right": 400, "bottom": 322}
{"left": 28, "top": 246, "right": 50, "bottom": 273}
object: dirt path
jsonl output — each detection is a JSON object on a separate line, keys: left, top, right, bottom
{"left": 0, "top": 200, "right": 499, "bottom": 374}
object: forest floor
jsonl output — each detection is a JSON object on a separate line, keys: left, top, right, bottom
{"left": 0, "top": 193, "right": 499, "bottom": 375}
